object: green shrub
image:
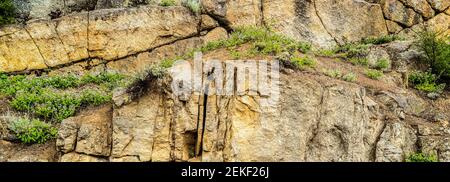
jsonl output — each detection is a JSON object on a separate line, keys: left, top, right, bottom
{"left": 409, "top": 71, "right": 446, "bottom": 93}
{"left": 8, "top": 118, "right": 57, "bottom": 144}
{"left": 199, "top": 26, "right": 311, "bottom": 56}
{"left": 182, "top": 0, "right": 200, "bottom": 14}
{"left": 361, "top": 35, "right": 402, "bottom": 45}
{"left": 349, "top": 57, "right": 369, "bottom": 67}
{"left": 415, "top": 29, "right": 450, "bottom": 78}
{"left": 365, "top": 69, "right": 383, "bottom": 80}
{"left": 375, "top": 58, "right": 390, "bottom": 70}
{"left": 406, "top": 153, "right": 438, "bottom": 162}
{"left": 0, "top": 0, "right": 15, "bottom": 26}
{"left": 159, "top": 0, "right": 176, "bottom": 6}
{"left": 335, "top": 43, "right": 369, "bottom": 58}
{"left": 0, "top": 72, "right": 123, "bottom": 122}
{"left": 230, "top": 49, "right": 242, "bottom": 59}
{"left": 342, "top": 72, "right": 357, "bottom": 82}
{"left": 324, "top": 69, "right": 342, "bottom": 78}
{"left": 291, "top": 56, "right": 316, "bottom": 69}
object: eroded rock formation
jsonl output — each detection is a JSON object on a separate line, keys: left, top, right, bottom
{"left": 1, "top": 1, "right": 449, "bottom": 162}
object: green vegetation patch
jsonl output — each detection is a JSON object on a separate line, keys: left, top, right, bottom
{"left": 365, "top": 69, "right": 383, "bottom": 80}
{"left": 0, "top": 0, "right": 15, "bottom": 26}
{"left": 8, "top": 118, "right": 57, "bottom": 144}
{"left": 361, "top": 35, "right": 403, "bottom": 45}
{"left": 415, "top": 29, "right": 450, "bottom": 79}
{"left": 146, "top": 26, "right": 312, "bottom": 76}
{"left": 291, "top": 56, "right": 316, "bottom": 70}
{"left": 182, "top": 0, "right": 200, "bottom": 14}
{"left": 0, "top": 72, "right": 125, "bottom": 122}
{"left": 342, "top": 72, "right": 357, "bottom": 82}
{"left": 409, "top": 71, "right": 446, "bottom": 93}
{"left": 348, "top": 57, "right": 369, "bottom": 67}
{"left": 159, "top": 0, "right": 176, "bottom": 7}
{"left": 199, "top": 26, "right": 311, "bottom": 56}
{"left": 374, "top": 58, "right": 390, "bottom": 70}
{"left": 406, "top": 153, "right": 438, "bottom": 162}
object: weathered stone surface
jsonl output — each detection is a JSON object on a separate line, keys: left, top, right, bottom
{"left": 202, "top": 27, "right": 228, "bottom": 43}
{"left": 12, "top": 0, "right": 64, "bottom": 20}
{"left": 0, "top": 26, "right": 48, "bottom": 72}
{"left": 315, "top": 0, "right": 388, "bottom": 44}
{"left": 399, "top": 0, "right": 435, "bottom": 19}
{"left": 386, "top": 20, "right": 403, "bottom": 33}
{"left": 60, "top": 152, "right": 108, "bottom": 162}
{"left": 56, "top": 116, "right": 80, "bottom": 153}
{"left": 426, "top": 0, "right": 450, "bottom": 12}
{"left": 53, "top": 13, "right": 90, "bottom": 63}
{"left": 200, "top": 14, "right": 219, "bottom": 30}
{"left": 263, "top": 0, "right": 337, "bottom": 48}
{"left": 0, "top": 140, "right": 57, "bottom": 162}
{"left": 375, "top": 122, "right": 417, "bottom": 162}
{"left": 88, "top": 6, "right": 199, "bottom": 61}
{"left": 25, "top": 20, "right": 71, "bottom": 67}
{"left": 56, "top": 105, "right": 112, "bottom": 157}
{"left": 75, "top": 106, "right": 112, "bottom": 156}
{"left": 380, "top": 0, "right": 423, "bottom": 27}
{"left": 202, "top": 0, "right": 262, "bottom": 29}
{"left": 399, "top": 13, "right": 450, "bottom": 38}
{"left": 106, "top": 36, "right": 204, "bottom": 76}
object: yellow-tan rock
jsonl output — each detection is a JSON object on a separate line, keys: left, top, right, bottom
{"left": 0, "top": 26, "right": 48, "bottom": 72}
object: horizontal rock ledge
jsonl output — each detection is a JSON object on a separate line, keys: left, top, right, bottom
{"left": 0, "top": 5, "right": 200, "bottom": 73}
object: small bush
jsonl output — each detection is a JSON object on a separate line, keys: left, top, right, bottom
{"left": 199, "top": 26, "right": 311, "bottom": 56}
{"left": 361, "top": 35, "right": 402, "bottom": 45}
{"left": 324, "top": 69, "right": 342, "bottom": 78}
{"left": 409, "top": 71, "right": 446, "bottom": 93}
{"left": 406, "top": 153, "right": 438, "bottom": 162}
{"left": 182, "top": 0, "right": 200, "bottom": 14}
{"left": 291, "top": 56, "right": 316, "bottom": 70}
{"left": 342, "top": 72, "right": 357, "bottom": 82}
{"left": 0, "top": 0, "right": 15, "bottom": 26}
{"left": 8, "top": 118, "right": 57, "bottom": 144}
{"left": 365, "top": 69, "right": 383, "bottom": 80}
{"left": 335, "top": 43, "right": 369, "bottom": 58}
{"left": 315, "top": 49, "right": 337, "bottom": 57}
{"left": 230, "top": 49, "right": 242, "bottom": 59}
{"left": 415, "top": 29, "right": 450, "bottom": 78}
{"left": 375, "top": 58, "right": 390, "bottom": 70}
{"left": 159, "top": 0, "right": 176, "bottom": 6}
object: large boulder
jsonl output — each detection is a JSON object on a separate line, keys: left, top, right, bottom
{"left": 263, "top": 0, "right": 337, "bottom": 48}
{"left": 398, "top": 0, "right": 435, "bottom": 19}
{"left": 202, "top": 0, "right": 262, "bottom": 29}
{"left": 263, "top": 0, "right": 388, "bottom": 47}
{"left": 56, "top": 105, "right": 113, "bottom": 159}
{"left": 379, "top": 0, "right": 423, "bottom": 27}
{"left": 375, "top": 122, "right": 417, "bottom": 162}
{"left": 0, "top": 5, "right": 199, "bottom": 73}
{"left": 426, "top": 0, "right": 450, "bottom": 12}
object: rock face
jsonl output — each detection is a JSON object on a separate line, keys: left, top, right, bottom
{"left": 0, "top": 5, "right": 199, "bottom": 73}
{"left": 11, "top": 0, "right": 167, "bottom": 21}
{"left": 57, "top": 105, "right": 112, "bottom": 161}
{"left": 2, "top": 1, "right": 449, "bottom": 72}
{"left": 314, "top": 0, "right": 388, "bottom": 45}
{"left": 49, "top": 53, "right": 449, "bottom": 162}
{"left": 375, "top": 122, "right": 417, "bottom": 162}
{"left": 0, "top": 140, "right": 57, "bottom": 162}
{"left": 1, "top": 0, "right": 450, "bottom": 162}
